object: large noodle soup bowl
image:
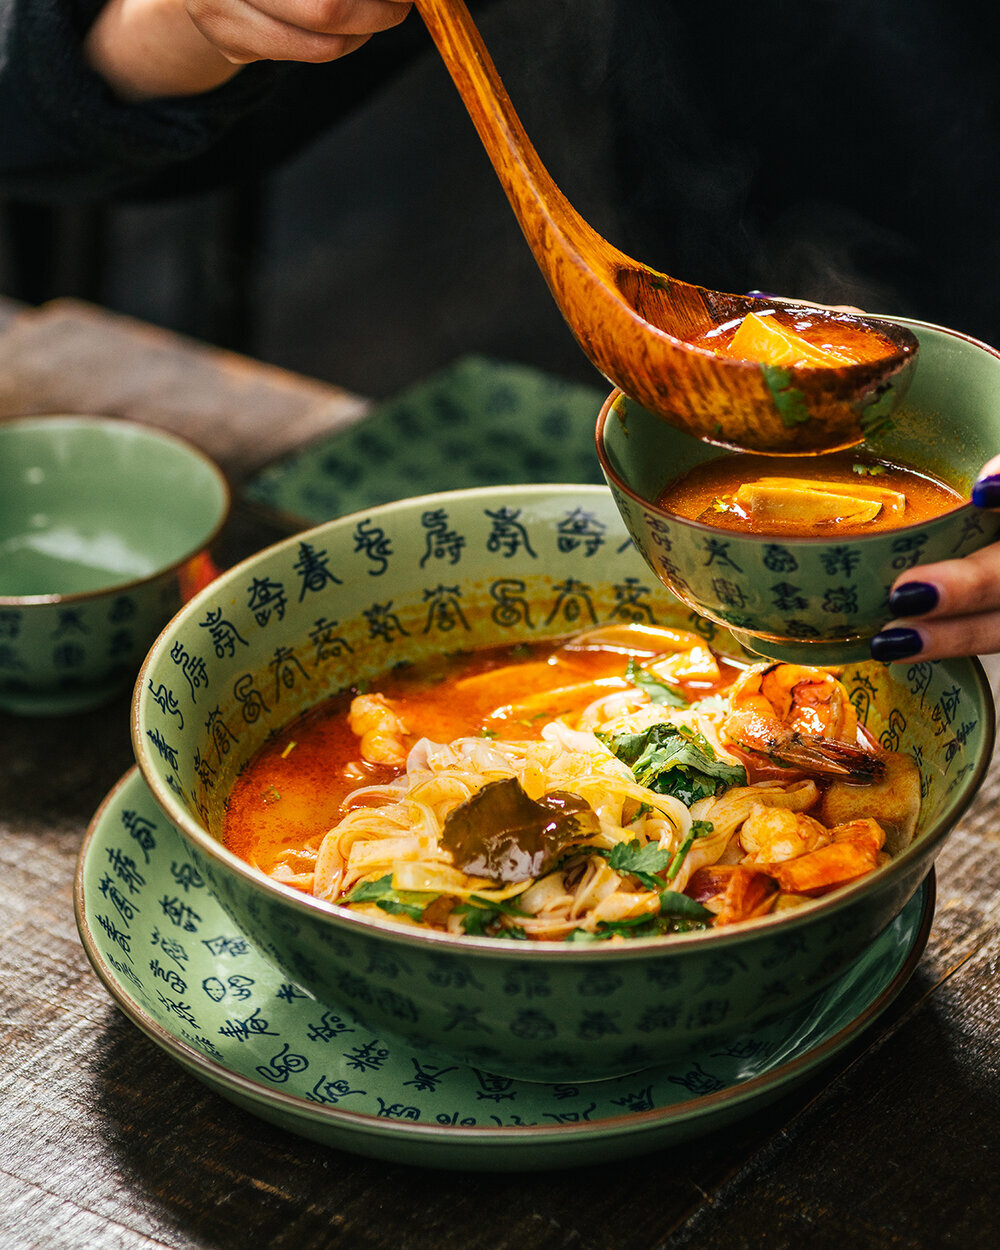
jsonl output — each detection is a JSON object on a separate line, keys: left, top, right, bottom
{"left": 133, "top": 485, "right": 993, "bottom": 1082}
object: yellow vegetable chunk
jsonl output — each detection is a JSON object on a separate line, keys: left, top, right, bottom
{"left": 732, "top": 476, "right": 906, "bottom": 526}
{"left": 727, "top": 312, "right": 855, "bottom": 367}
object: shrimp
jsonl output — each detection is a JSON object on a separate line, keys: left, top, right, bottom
{"left": 720, "top": 663, "right": 885, "bottom": 783}
{"left": 738, "top": 804, "right": 832, "bottom": 864}
{"left": 760, "top": 818, "right": 887, "bottom": 894}
{"left": 348, "top": 693, "right": 410, "bottom": 766}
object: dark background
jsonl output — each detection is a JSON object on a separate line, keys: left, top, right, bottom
{"left": 1, "top": 0, "right": 996, "bottom": 401}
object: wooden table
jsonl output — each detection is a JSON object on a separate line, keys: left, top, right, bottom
{"left": 2, "top": 297, "right": 999, "bottom": 1250}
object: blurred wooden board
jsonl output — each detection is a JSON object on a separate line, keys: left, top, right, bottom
{"left": 0, "top": 298, "right": 369, "bottom": 484}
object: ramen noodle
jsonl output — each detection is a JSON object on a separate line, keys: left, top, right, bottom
{"left": 224, "top": 625, "right": 920, "bottom": 942}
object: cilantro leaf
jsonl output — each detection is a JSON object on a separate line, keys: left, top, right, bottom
{"left": 453, "top": 897, "right": 529, "bottom": 939}
{"left": 626, "top": 658, "right": 689, "bottom": 708}
{"left": 565, "top": 902, "right": 711, "bottom": 941}
{"left": 345, "top": 874, "right": 433, "bottom": 922}
{"left": 601, "top": 722, "right": 746, "bottom": 805}
{"left": 761, "top": 364, "right": 811, "bottom": 428}
{"left": 591, "top": 838, "right": 672, "bottom": 889}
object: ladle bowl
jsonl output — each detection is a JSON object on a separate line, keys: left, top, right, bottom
{"left": 414, "top": 0, "right": 919, "bottom": 454}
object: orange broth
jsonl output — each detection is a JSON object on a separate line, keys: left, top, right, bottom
{"left": 224, "top": 638, "right": 742, "bottom": 881}
{"left": 656, "top": 451, "right": 962, "bottom": 537}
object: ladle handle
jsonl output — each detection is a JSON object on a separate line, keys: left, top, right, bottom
{"left": 413, "top": 0, "right": 600, "bottom": 262}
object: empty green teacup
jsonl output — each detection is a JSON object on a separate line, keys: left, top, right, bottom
{"left": 597, "top": 317, "right": 1000, "bottom": 664}
{"left": 0, "top": 414, "right": 230, "bottom": 715}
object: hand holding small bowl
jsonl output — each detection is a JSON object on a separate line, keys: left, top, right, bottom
{"left": 597, "top": 317, "right": 1000, "bottom": 665}
{"left": 871, "top": 457, "right": 1000, "bottom": 661}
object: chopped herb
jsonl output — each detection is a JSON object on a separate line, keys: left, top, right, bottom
{"left": 626, "top": 658, "right": 689, "bottom": 707}
{"left": 345, "top": 874, "right": 433, "bottom": 922}
{"left": 565, "top": 901, "right": 711, "bottom": 941}
{"left": 453, "top": 898, "right": 529, "bottom": 938}
{"left": 666, "top": 819, "right": 714, "bottom": 882}
{"left": 761, "top": 364, "right": 811, "bottom": 428}
{"left": 665, "top": 832, "right": 696, "bottom": 882}
{"left": 468, "top": 894, "right": 530, "bottom": 916}
{"left": 262, "top": 785, "right": 281, "bottom": 804}
{"left": 658, "top": 888, "right": 713, "bottom": 919}
{"left": 480, "top": 728, "right": 498, "bottom": 739}
{"left": 591, "top": 838, "right": 672, "bottom": 890}
{"left": 600, "top": 722, "right": 746, "bottom": 806}
{"left": 852, "top": 463, "right": 887, "bottom": 477}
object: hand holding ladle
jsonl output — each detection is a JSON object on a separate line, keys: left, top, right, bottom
{"left": 414, "top": 0, "right": 918, "bottom": 454}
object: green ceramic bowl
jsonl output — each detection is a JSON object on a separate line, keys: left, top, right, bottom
{"left": 597, "top": 317, "right": 1000, "bottom": 664}
{"left": 0, "top": 415, "right": 230, "bottom": 715}
{"left": 132, "top": 485, "right": 993, "bottom": 1082}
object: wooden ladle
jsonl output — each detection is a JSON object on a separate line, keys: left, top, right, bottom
{"left": 414, "top": 0, "right": 919, "bottom": 454}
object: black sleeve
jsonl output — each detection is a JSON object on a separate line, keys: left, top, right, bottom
{"left": 0, "top": 0, "right": 287, "bottom": 201}
{"left": 0, "top": 0, "right": 447, "bottom": 204}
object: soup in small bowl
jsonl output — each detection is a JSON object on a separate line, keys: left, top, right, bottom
{"left": 132, "top": 485, "right": 992, "bottom": 1081}
{"left": 1, "top": 414, "right": 229, "bottom": 715}
{"left": 597, "top": 317, "right": 1000, "bottom": 664}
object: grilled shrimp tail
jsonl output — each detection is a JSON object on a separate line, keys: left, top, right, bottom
{"left": 743, "top": 731, "right": 886, "bottom": 782}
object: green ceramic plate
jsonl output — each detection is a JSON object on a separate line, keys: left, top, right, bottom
{"left": 76, "top": 768, "right": 933, "bottom": 1171}
{"left": 241, "top": 356, "right": 608, "bottom": 530}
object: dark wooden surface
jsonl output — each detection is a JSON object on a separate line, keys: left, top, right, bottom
{"left": 2, "top": 297, "right": 999, "bottom": 1250}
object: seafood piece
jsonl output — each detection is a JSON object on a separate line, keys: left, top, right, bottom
{"left": 720, "top": 663, "right": 885, "bottom": 783}
{"left": 762, "top": 818, "right": 886, "bottom": 894}
{"left": 686, "top": 864, "right": 780, "bottom": 925}
{"left": 738, "top": 804, "right": 832, "bottom": 864}
{"left": 348, "top": 693, "right": 411, "bottom": 766}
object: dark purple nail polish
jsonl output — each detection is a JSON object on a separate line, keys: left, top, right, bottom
{"left": 746, "top": 290, "right": 778, "bottom": 299}
{"left": 888, "top": 581, "right": 939, "bottom": 616}
{"left": 869, "top": 627, "right": 924, "bottom": 663}
{"left": 972, "top": 474, "right": 1000, "bottom": 508}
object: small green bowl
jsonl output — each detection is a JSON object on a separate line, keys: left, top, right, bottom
{"left": 596, "top": 317, "right": 1000, "bottom": 664}
{"left": 0, "top": 415, "right": 230, "bottom": 715}
{"left": 132, "top": 485, "right": 993, "bottom": 1082}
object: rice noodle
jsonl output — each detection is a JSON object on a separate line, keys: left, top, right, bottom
{"left": 252, "top": 634, "right": 898, "bottom": 941}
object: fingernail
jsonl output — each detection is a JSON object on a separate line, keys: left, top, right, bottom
{"left": 869, "top": 627, "right": 924, "bottom": 663}
{"left": 888, "top": 581, "right": 939, "bottom": 616}
{"left": 746, "top": 290, "right": 778, "bottom": 299}
{"left": 972, "top": 474, "right": 1000, "bottom": 508}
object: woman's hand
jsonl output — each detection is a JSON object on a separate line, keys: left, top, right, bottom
{"left": 185, "top": 0, "right": 414, "bottom": 67}
{"left": 86, "top": 0, "right": 412, "bottom": 102}
{"left": 869, "top": 454, "right": 1000, "bottom": 661}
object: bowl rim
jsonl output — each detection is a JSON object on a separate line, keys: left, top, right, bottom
{"left": 132, "top": 483, "right": 996, "bottom": 959}
{"left": 594, "top": 313, "right": 1000, "bottom": 544}
{"left": 0, "top": 413, "right": 231, "bottom": 608}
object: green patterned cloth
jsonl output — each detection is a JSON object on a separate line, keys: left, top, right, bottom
{"left": 242, "top": 355, "right": 608, "bottom": 528}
